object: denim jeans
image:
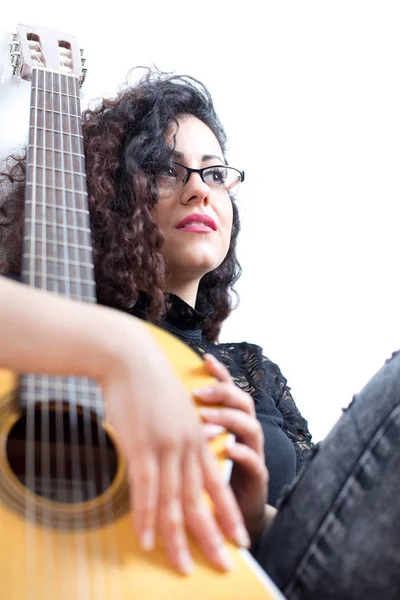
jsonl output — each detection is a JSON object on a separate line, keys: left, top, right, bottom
{"left": 254, "top": 350, "right": 400, "bottom": 599}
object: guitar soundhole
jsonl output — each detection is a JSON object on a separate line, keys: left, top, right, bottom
{"left": 6, "top": 404, "right": 118, "bottom": 504}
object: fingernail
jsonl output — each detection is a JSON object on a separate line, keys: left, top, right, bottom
{"left": 199, "top": 408, "right": 220, "bottom": 419}
{"left": 141, "top": 529, "right": 154, "bottom": 551}
{"left": 179, "top": 550, "right": 194, "bottom": 575}
{"left": 217, "top": 546, "right": 233, "bottom": 571}
{"left": 203, "top": 424, "right": 226, "bottom": 439}
{"left": 235, "top": 524, "right": 251, "bottom": 548}
{"left": 193, "top": 386, "right": 214, "bottom": 398}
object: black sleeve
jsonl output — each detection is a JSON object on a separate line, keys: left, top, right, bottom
{"left": 266, "top": 357, "right": 315, "bottom": 473}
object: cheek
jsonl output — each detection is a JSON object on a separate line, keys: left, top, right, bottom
{"left": 221, "top": 201, "right": 234, "bottom": 246}
{"left": 153, "top": 203, "right": 169, "bottom": 236}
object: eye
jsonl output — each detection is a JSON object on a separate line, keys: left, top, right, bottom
{"left": 204, "top": 166, "right": 227, "bottom": 186}
{"left": 158, "top": 164, "right": 178, "bottom": 188}
{"left": 160, "top": 165, "right": 178, "bottom": 178}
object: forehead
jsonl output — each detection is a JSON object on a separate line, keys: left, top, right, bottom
{"left": 166, "top": 115, "right": 223, "bottom": 158}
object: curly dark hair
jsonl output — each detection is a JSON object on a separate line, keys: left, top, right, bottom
{"left": 0, "top": 68, "right": 241, "bottom": 341}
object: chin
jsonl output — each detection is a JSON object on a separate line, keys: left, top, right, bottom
{"left": 169, "top": 251, "right": 223, "bottom": 275}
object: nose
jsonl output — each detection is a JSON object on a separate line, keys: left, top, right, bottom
{"left": 180, "top": 172, "right": 210, "bottom": 206}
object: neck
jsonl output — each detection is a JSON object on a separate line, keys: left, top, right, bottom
{"left": 165, "top": 277, "right": 200, "bottom": 308}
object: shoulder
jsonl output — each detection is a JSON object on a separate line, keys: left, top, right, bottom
{"left": 215, "top": 340, "right": 284, "bottom": 400}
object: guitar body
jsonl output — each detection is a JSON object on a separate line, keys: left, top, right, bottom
{"left": 0, "top": 327, "right": 276, "bottom": 599}
{"left": 0, "top": 24, "right": 282, "bottom": 599}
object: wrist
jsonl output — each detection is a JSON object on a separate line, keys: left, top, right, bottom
{"left": 247, "top": 504, "right": 277, "bottom": 545}
{"left": 85, "top": 308, "right": 143, "bottom": 384}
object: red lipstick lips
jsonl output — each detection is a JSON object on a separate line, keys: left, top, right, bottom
{"left": 176, "top": 213, "right": 217, "bottom": 232}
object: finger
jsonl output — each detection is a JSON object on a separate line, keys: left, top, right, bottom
{"left": 128, "top": 451, "right": 158, "bottom": 552}
{"left": 200, "top": 407, "right": 264, "bottom": 454}
{"left": 194, "top": 382, "right": 255, "bottom": 416}
{"left": 182, "top": 449, "right": 233, "bottom": 571}
{"left": 226, "top": 442, "right": 268, "bottom": 482}
{"left": 201, "top": 444, "right": 251, "bottom": 548}
{"left": 158, "top": 451, "right": 193, "bottom": 574}
{"left": 202, "top": 423, "right": 227, "bottom": 440}
{"left": 203, "top": 353, "right": 232, "bottom": 384}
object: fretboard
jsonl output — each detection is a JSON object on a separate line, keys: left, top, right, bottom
{"left": 20, "top": 67, "right": 102, "bottom": 414}
{"left": 22, "top": 67, "right": 96, "bottom": 303}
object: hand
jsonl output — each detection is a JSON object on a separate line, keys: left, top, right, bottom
{"left": 194, "top": 354, "right": 270, "bottom": 543}
{"left": 100, "top": 326, "right": 250, "bottom": 574}
{"left": 0, "top": 278, "right": 250, "bottom": 574}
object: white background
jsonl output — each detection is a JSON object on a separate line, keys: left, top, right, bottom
{"left": 1, "top": 2, "right": 399, "bottom": 442}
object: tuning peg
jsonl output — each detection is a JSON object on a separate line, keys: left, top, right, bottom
{"left": 80, "top": 67, "right": 88, "bottom": 87}
{"left": 9, "top": 32, "right": 21, "bottom": 75}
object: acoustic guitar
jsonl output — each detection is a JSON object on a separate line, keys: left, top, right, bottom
{"left": 0, "top": 24, "right": 283, "bottom": 599}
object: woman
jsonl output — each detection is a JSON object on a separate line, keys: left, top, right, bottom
{"left": 4, "top": 68, "right": 399, "bottom": 598}
{"left": 1, "top": 70, "right": 312, "bottom": 507}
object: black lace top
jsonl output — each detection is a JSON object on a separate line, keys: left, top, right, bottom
{"left": 130, "top": 292, "right": 314, "bottom": 507}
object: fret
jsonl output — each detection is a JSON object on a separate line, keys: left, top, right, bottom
{"left": 22, "top": 276, "right": 96, "bottom": 300}
{"left": 25, "top": 218, "right": 91, "bottom": 233}
{"left": 24, "top": 240, "right": 94, "bottom": 260}
{"left": 26, "top": 165, "right": 86, "bottom": 192}
{"left": 30, "top": 128, "right": 83, "bottom": 154}
{"left": 24, "top": 203, "right": 90, "bottom": 233}
{"left": 24, "top": 237, "right": 93, "bottom": 252}
{"left": 27, "top": 148, "right": 85, "bottom": 173}
{"left": 25, "top": 190, "right": 88, "bottom": 208}
{"left": 27, "top": 252, "right": 92, "bottom": 276}
{"left": 31, "top": 107, "right": 81, "bottom": 115}
{"left": 22, "top": 272, "right": 95, "bottom": 286}
{"left": 19, "top": 373, "right": 103, "bottom": 414}
{"left": 23, "top": 260, "right": 94, "bottom": 282}
{"left": 23, "top": 213, "right": 92, "bottom": 244}
{"left": 32, "top": 89, "right": 81, "bottom": 100}
{"left": 33, "top": 89, "right": 80, "bottom": 117}
{"left": 24, "top": 200, "right": 89, "bottom": 214}
{"left": 29, "top": 125, "right": 83, "bottom": 139}
{"left": 23, "top": 254, "right": 94, "bottom": 269}
{"left": 23, "top": 262, "right": 94, "bottom": 284}
{"left": 33, "top": 146, "right": 85, "bottom": 159}
{"left": 28, "top": 152, "right": 84, "bottom": 173}
{"left": 21, "top": 376, "right": 100, "bottom": 393}
{"left": 26, "top": 182, "right": 89, "bottom": 195}
{"left": 29, "top": 112, "right": 82, "bottom": 136}
{"left": 26, "top": 165, "right": 87, "bottom": 178}
{"left": 31, "top": 239, "right": 93, "bottom": 260}
{"left": 33, "top": 67, "right": 80, "bottom": 84}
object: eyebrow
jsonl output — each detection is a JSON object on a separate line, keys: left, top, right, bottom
{"left": 172, "top": 150, "right": 225, "bottom": 164}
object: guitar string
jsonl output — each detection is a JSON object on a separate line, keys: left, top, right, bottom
{"left": 24, "top": 65, "right": 39, "bottom": 599}
{"left": 40, "top": 65, "right": 54, "bottom": 600}
{"left": 69, "top": 73, "right": 124, "bottom": 600}
{"left": 49, "top": 68, "right": 70, "bottom": 600}
{"left": 66, "top": 71, "right": 108, "bottom": 600}
{"left": 56, "top": 67, "right": 91, "bottom": 599}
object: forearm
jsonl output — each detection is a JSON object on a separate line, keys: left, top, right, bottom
{"left": 0, "top": 278, "right": 146, "bottom": 382}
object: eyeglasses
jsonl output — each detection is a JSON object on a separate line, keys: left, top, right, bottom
{"left": 158, "top": 162, "right": 245, "bottom": 194}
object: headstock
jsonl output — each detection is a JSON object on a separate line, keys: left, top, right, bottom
{"left": 9, "top": 24, "right": 87, "bottom": 86}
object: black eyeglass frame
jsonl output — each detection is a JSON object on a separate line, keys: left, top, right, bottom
{"left": 173, "top": 161, "right": 245, "bottom": 189}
